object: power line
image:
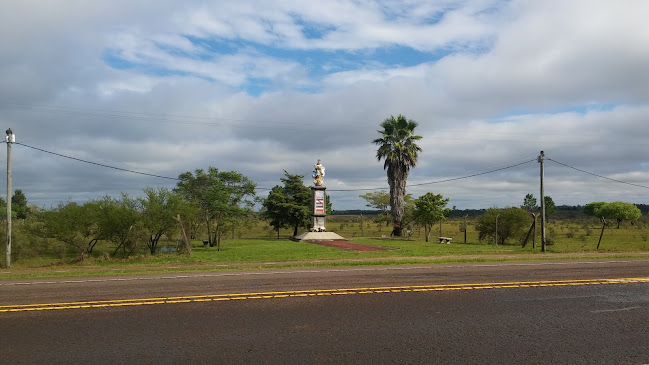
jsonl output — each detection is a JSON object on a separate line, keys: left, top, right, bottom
{"left": 16, "top": 142, "right": 180, "bottom": 181}
{"left": 328, "top": 159, "right": 537, "bottom": 191}
{"left": 14, "top": 141, "right": 538, "bottom": 193}
{"left": 15, "top": 140, "right": 648, "bottom": 194}
{"left": 14, "top": 142, "right": 275, "bottom": 190}
{"left": 547, "top": 158, "right": 649, "bottom": 189}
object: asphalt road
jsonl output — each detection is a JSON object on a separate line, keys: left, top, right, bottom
{"left": 1, "top": 259, "right": 649, "bottom": 364}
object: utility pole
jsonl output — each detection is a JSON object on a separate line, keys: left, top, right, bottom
{"left": 538, "top": 151, "right": 546, "bottom": 252}
{"left": 360, "top": 214, "right": 364, "bottom": 237}
{"left": 5, "top": 128, "right": 14, "bottom": 268}
{"left": 464, "top": 215, "right": 468, "bottom": 244}
{"left": 495, "top": 214, "right": 500, "bottom": 245}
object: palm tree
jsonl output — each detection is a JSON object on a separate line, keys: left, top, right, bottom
{"left": 372, "top": 114, "right": 422, "bottom": 236}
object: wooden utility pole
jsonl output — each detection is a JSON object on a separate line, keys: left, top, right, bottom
{"left": 532, "top": 213, "right": 537, "bottom": 249}
{"left": 495, "top": 214, "right": 500, "bottom": 245}
{"left": 360, "top": 214, "right": 364, "bottom": 237}
{"left": 175, "top": 214, "right": 192, "bottom": 256}
{"left": 5, "top": 128, "right": 13, "bottom": 268}
{"left": 538, "top": 151, "right": 546, "bottom": 252}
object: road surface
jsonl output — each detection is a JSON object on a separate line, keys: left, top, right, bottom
{"left": 1, "top": 259, "right": 649, "bottom": 364}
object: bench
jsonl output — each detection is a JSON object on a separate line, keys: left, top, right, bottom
{"left": 438, "top": 237, "right": 452, "bottom": 244}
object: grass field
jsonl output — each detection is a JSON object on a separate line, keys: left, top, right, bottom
{"left": 2, "top": 215, "right": 648, "bottom": 279}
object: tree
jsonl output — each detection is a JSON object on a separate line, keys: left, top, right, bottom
{"left": 584, "top": 202, "right": 606, "bottom": 218}
{"left": 360, "top": 190, "right": 391, "bottom": 226}
{"left": 90, "top": 194, "right": 142, "bottom": 257}
{"left": 139, "top": 187, "right": 188, "bottom": 254}
{"left": 176, "top": 167, "right": 256, "bottom": 250}
{"left": 262, "top": 171, "right": 311, "bottom": 238}
{"left": 593, "top": 202, "right": 641, "bottom": 228}
{"left": 521, "top": 193, "right": 537, "bottom": 212}
{"left": 39, "top": 202, "right": 96, "bottom": 261}
{"left": 262, "top": 186, "right": 290, "bottom": 238}
{"left": 413, "top": 193, "right": 450, "bottom": 242}
{"left": 372, "top": 114, "right": 422, "bottom": 236}
{"left": 544, "top": 196, "right": 557, "bottom": 218}
{"left": 11, "top": 189, "right": 30, "bottom": 219}
{"left": 476, "top": 207, "right": 529, "bottom": 245}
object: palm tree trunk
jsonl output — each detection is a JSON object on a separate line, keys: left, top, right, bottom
{"left": 389, "top": 164, "right": 408, "bottom": 236}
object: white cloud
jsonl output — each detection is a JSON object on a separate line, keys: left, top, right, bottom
{"left": 0, "top": 0, "right": 647, "bottom": 210}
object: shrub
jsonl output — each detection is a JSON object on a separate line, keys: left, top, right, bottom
{"left": 476, "top": 207, "right": 530, "bottom": 245}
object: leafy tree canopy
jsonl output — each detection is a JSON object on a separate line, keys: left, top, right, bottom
{"left": 585, "top": 201, "right": 642, "bottom": 228}
{"left": 138, "top": 187, "right": 189, "bottom": 254}
{"left": 360, "top": 191, "right": 390, "bottom": 213}
{"left": 175, "top": 167, "right": 256, "bottom": 250}
{"left": 584, "top": 201, "right": 607, "bottom": 218}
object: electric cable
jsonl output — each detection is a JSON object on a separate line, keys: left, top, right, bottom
{"left": 14, "top": 142, "right": 537, "bottom": 193}
{"left": 547, "top": 158, "right": 649, "bottom": 189}
{"left": 327, "top": 158, "right": 537, "bottom": 191}
{"left": 14, "top": 141, "right": 647, "bottom": 195}
{"left": 15, "top": 142, "right": 180, "bottom": 181}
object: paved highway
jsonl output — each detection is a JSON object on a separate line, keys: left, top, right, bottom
{"left": 1, "top": 259, "right": 649, "bottom": 364}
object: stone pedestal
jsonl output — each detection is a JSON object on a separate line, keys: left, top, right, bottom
{"left": 311, "top": 186, "right": 327, "bottom": 231}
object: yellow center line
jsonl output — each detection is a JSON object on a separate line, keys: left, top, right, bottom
{"left": 2, "top": 277, "right": 648, "bottom": 313}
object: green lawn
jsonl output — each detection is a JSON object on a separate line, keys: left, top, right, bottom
{"left": 2, "top": 216, "right": 648, "bottom": 279}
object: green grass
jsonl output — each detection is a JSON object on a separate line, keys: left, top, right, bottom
{"left": 2, "top": 216, "right": 649, "bottom": 279}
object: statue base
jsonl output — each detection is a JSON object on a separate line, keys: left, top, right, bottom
{"left": 291, "top": 231, "right": 346, "bottom": 241}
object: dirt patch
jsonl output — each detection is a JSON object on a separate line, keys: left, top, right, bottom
{"left": 307, "top": 240, "right": 389, "bottom": 252}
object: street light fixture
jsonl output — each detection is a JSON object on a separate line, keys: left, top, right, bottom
{"left": 5, "top": 128, "right": 14, "bottom": 143}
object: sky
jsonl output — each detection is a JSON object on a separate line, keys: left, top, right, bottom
{"left": 0, "top": 0, "right": 648, "bottom": 211}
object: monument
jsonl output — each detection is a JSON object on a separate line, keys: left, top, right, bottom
{"left": 292, "top": 160, "right": 345, "bottom": 241}
{"left": 311, "top": 160, "right": 326, "bottom": 231}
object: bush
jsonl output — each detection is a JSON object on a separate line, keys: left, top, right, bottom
{"left": 476, "top": 207, "right": 530, "bottom": 245}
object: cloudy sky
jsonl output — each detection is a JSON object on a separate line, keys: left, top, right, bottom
{"left": 1, "top": 0, "right": 648, "bottom": 210}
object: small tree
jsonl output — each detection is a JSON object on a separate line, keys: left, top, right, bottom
{"left": 12, "top": 189, "right": 30, "bottom": 219}
{"left": 476, "top": 207, "right": 529, "bottom": 245}
{"left": 521, "top": 193, "right": 537, "bottom": 212}
{"left": 39, "top": 202, "right": 96, "bottom": 262}
{"left": 360, "top": 190, "right": 391, "bottom": 226}
{"left": 139, "top": 187, "right": 188, "bottom": 254}
{"left": 176, "top": 167, "right": 256, "bottom": 250}
{"left": 90, "top": 195, "right": 142, "bottom": 257}
{"left": 262, "top": 171, "right": 311, "bottom": 237}
{"left": 261, "top": 186, "right": 290, "bottom": 238}
{"left": 413, "top": 192, "right": 450, "bottom": 242}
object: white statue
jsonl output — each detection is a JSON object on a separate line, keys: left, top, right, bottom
{"left": 312, "top": 159, "right": 325, "bottom": 186}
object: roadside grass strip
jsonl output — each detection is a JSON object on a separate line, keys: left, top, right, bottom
{"left": 2, "top": 277, "right": 649, "bottom": 313}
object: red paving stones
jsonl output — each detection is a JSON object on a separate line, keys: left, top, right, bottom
{"left": 309, "top": 240, "right": 388, "bottom": 251}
